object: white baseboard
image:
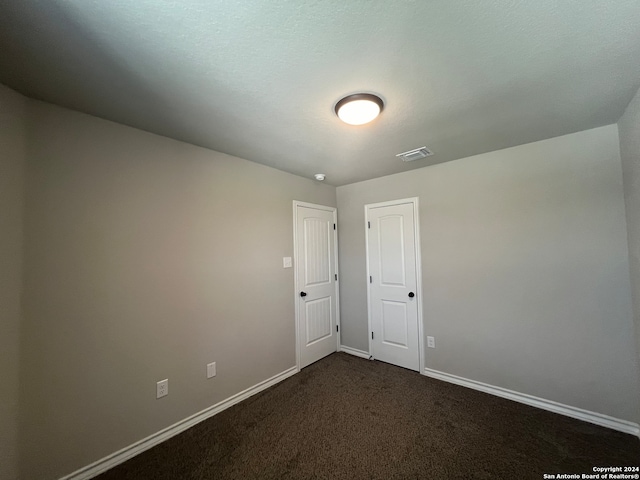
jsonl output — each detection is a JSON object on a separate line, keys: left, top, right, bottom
{"left": 423, "top": 367, "right": 640, "bottom": 438}
{"left": 340, "top": 345, "right": 371, "bottom": 359}
{"left": 60, "top": 366, "right": 299, "bottom": 480}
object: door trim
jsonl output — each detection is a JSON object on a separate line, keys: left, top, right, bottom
{"left": 364, "top": 197, "right": 425, "bottom": 374}
{"left": 293, "top": 201, "right": 340, "bottom": 371}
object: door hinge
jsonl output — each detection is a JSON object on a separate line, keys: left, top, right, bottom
{"left": 336, "top": 325, "right": 339, "bottom": 332}
{"left": 335, "top": 274, "right": 338, "bottom": 281}
{"left": 368, "top": 221, "right": 370, "bottom": 229}
{"left": 333, "top": 223, "right": 336, "bottom": 230}
{"left": 369, "top": 275, "right": 372, "bottom": 283}
{"left": 371, "top": 332, "right": 374, "bottom": 339}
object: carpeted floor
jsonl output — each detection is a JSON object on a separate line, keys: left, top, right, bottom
{"left": 96, "top": 353, "right": 639, "bottom": 479}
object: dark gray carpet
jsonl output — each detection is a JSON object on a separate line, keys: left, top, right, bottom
{"left": 96, "top": 353, "right": 639, "bottom": 479}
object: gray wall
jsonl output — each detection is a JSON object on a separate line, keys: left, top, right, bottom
{"left": 337, "top": 125, "right": 640, "bottom": 422}
{"left": 619, "top": 85, "right": 640, "bottom": 390}
{"left": 0, "top": 84, "right": 26, "bottom": 480}
{"left": 19, "top": 99, "right": 336, "bottom": 479}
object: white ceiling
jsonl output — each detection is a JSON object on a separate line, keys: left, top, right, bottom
{"left": 2, "top": 1, "right": 640, "bottom": 186}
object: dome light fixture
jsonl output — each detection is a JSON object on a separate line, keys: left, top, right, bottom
{"left": 314, "top": 173, "right": 326, "bottom": 181}
{"left": 335, "top": 93, "right": 384, "bottom": 126}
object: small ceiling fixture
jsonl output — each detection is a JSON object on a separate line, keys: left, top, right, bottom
{"left": 314, "top": 173, "right": 326, "bottom": 181}
{"left": 335, "top": 93, "right": 384, "bottom": 125}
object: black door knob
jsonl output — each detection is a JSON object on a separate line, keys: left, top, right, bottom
{"left": 300, "top": 291, "right": 307, "bottom": 297}
{"left": 408, "top": 292, "right": 415, "bottom": 298}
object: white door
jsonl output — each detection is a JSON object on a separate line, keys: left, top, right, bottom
{"left": 294, "top": 202, "right": 339, "bottom": 369}
{"left": 366, "top": 199, "right": 421, "bottom": 371}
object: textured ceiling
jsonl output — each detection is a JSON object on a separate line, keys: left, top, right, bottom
{"left": 2, "top": 1, "right": 640, "bottom": 186}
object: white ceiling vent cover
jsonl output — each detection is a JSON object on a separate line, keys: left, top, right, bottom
{"left": 396, "top": 146, "right": 434, "bottom": 162}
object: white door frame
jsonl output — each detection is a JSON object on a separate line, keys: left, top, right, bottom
{"left": 293, "top": 201, "right": 341, "bottom": 371}
{"left": 365, "top": 197, "right": 425, "bottom": 374}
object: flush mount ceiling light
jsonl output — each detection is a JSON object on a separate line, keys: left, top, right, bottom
{"left": 314, "top": 173, "right": 326, "bottom": 181}
{"left": 335, "top": 93, "right": 384, "bottom": 125}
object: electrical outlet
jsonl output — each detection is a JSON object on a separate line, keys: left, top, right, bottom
{"left": 156, "top": 379, "right": 168, "bottom": 398}
{"left": 207, "top": 362, "right": 216, "bottom": 379}
{"left": 427, "top": 336, "right": 435, "bottom": 348}
{"left": 283, "top": 257, "right": 292, "bottom": 268}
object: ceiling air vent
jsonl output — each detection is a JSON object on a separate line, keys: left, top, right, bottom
{"left": 396, "top": 146, "right": 434, "bottom": 162}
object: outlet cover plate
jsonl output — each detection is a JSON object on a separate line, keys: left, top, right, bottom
{"left": 207, "top": 362, "right": 216, "bottom": 379}
{"left": 156, "top": 379, "right": 168, "bottom": 398}
{"left": 427, "top": 336, "right": 435, "bottom": 348}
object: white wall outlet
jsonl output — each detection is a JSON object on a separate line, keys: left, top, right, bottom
{"left": 207, "top": 362, "right": 216, "bottom": 379}
{"left": 283, "top": 257, "right": 292, "bottom": 268}
{"left": 427, "top": 336, "right": 436, "bottom": 348}
{"left": 156, "top": 379, "right": 168, "bottom": 398}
